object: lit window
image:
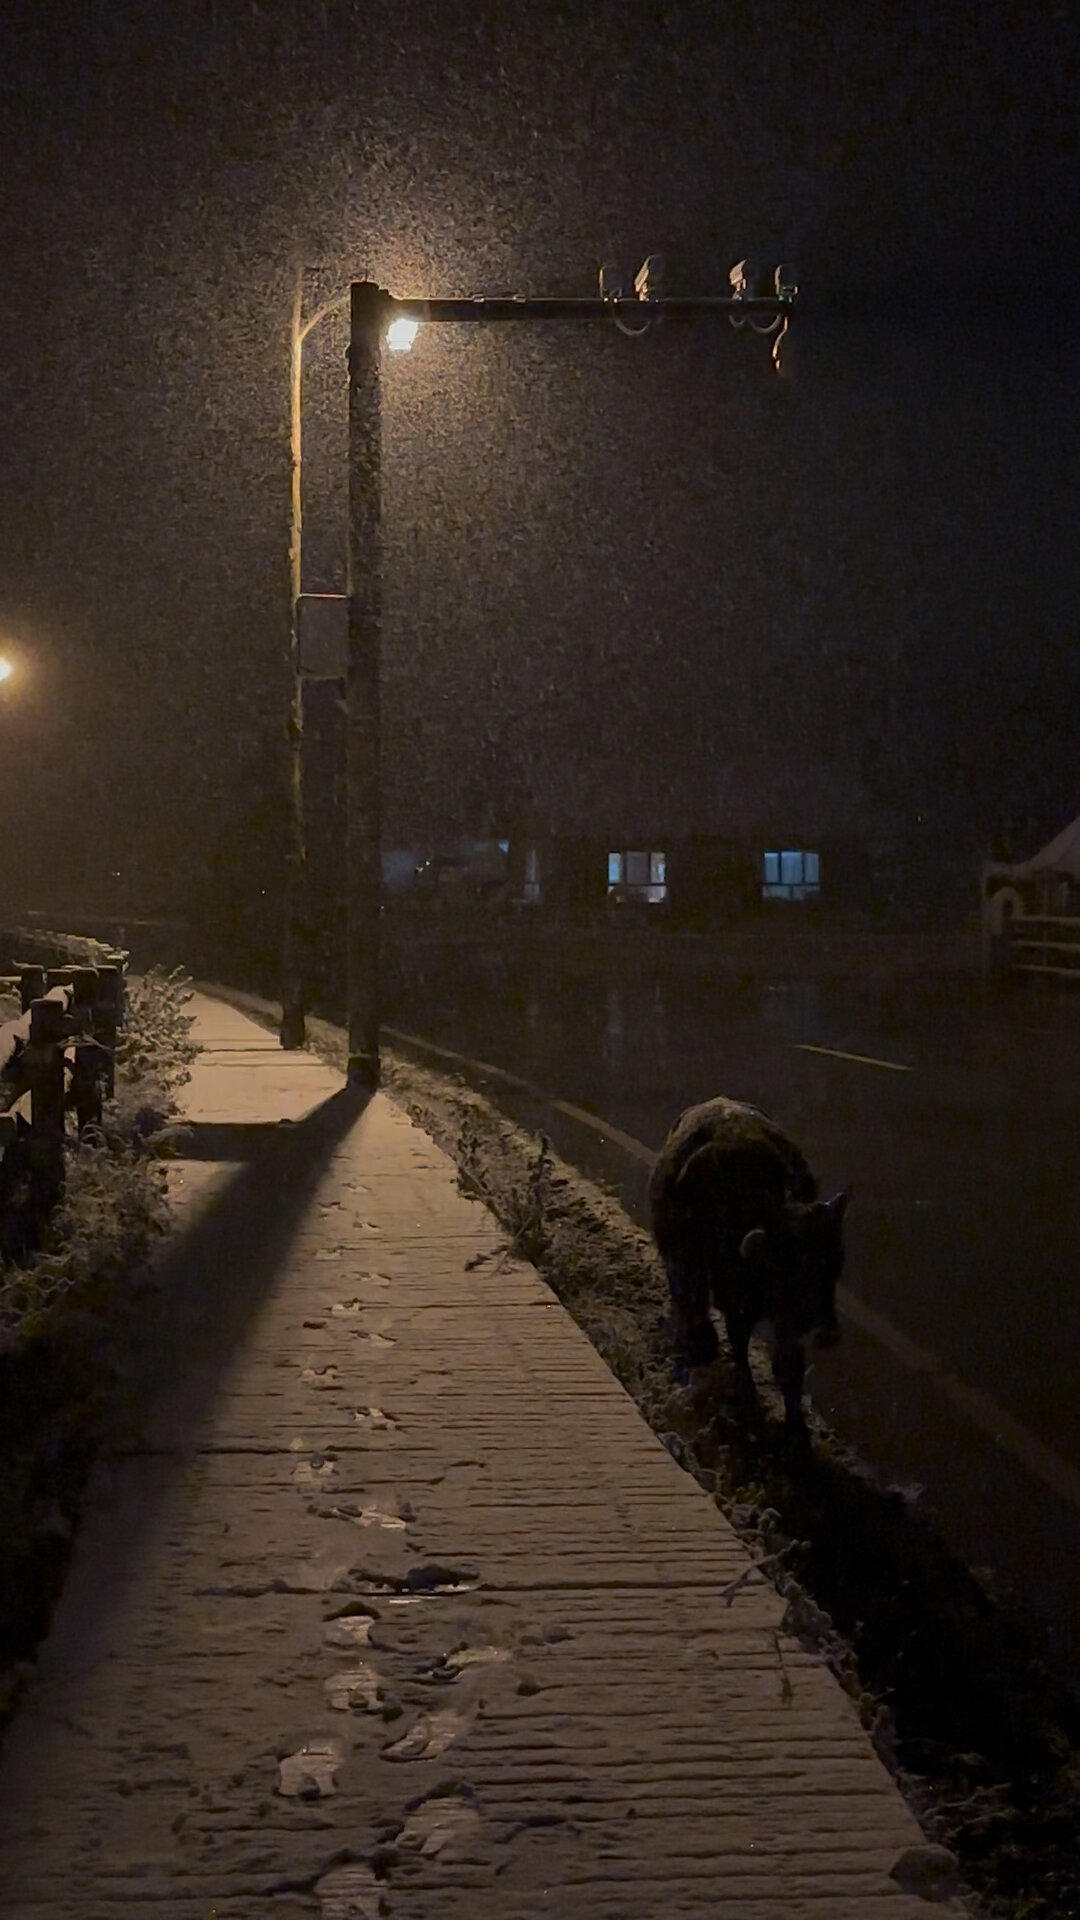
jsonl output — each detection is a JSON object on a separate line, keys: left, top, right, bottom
{"left": 762, "top": 849, "right": 820, "bottom": 901}
{"left": 608, "top": 849, "right": 668, "bottom": 905}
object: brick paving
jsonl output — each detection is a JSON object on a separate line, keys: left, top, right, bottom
{"left": 0, "top": 994, "right": 958, "bottom": 1917}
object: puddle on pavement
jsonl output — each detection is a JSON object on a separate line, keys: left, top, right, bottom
{"left": 301, "top": 1366, "right": 342, "bottom": 1389}
{"left": 383, "top": 1707, "right": 468, "bottom": 1762}
{"left": 276, "top": 1740, "right": 345, "bottom": 1798}
{"left": 324, "top": 1663, "right": 382, "bottom": 1711}
{"left": 354, "top": 1329, "right": 396, "bottom": 1348}
{"left": 331, "top": 1564, "right": 479, "bottom": 1599}
{"left": 403, "top": 1565, "right": 479, "bottom": 1594}
{"left": 315, "top": 1860, "right": 380, "bottom": 1920}
{"left": 399, "top": 1791, "right": 482, "bottom": 1857}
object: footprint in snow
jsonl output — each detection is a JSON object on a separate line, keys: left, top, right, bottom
{"left": 399, "top": 1791, "right": 482, "bottom": 1857}
{"left": 383, "top": 1707, "right": 468, "bottom": 1762}
{"left": 276, "top": 1740, "right": 344, "bottom": 1798}
{"left": 324, "top": 1663, "right": 382, "bottom": 1711}
{"left": 300, "top": 1366, "right": 341, "bottom": 1390}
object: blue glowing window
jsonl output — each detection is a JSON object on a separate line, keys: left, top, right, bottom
{"left": 762, "top": 849, "right": 820, "bottom": 901}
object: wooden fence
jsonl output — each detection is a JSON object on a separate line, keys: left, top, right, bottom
{"left": 1000, "top": 913, "right": 1080, "bottom": 983}
{"left": 0, "top": 958, "right": 127, "bottom": 1258}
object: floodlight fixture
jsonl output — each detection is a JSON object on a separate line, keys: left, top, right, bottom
{"left": 386, "top": 315, "right": 419, "bottom": 353}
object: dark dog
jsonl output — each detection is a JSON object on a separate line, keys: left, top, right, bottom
{"left": 650, "top": 1096, "right": 848, "bottom": 1429}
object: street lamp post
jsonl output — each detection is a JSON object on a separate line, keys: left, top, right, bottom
{"left": 345, "top": 281, "right": 385, "bottom": 1089}
{"left": 280, "top": 266, "right": 308, "bottom": 1050}
{"left": 344, "top": 264, "right": 795, "bottom": 1088}
{"left": 281, "top": 272, "right": 358, "bottom": 1050}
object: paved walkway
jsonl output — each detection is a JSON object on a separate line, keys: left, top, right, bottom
{"left": 0, "top": 995, "right": 955, "bottom": 1918}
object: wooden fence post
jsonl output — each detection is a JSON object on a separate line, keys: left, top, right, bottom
{"left": 70, "top": 967, "right": 99, "bottom": 1032}
{"left": 28, "top": 996, "right": 66, "bottom": 1216}
{"left": 71, "top": 1042, "right": 106, "bottom": 1133}
{"left": 95, "top": 965, "right": 123, "bottom": 1097}
{"left": 18, "top": 965, "right": 44, "bottom": 1012}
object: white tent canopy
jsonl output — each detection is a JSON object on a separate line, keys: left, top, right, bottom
{"left": 1010, "top": 815, "right": 1080, "bottom": 881}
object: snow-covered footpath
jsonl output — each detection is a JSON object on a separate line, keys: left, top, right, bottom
{"left": 0, "top": 992, "right": 957, "bottom": 1918}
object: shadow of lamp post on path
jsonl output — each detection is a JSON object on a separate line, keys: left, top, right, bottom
{"left": 279, "top": 259, "right": 797, "bottom": 1087}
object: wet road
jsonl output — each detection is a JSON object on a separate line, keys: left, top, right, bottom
{"left": 385, "top": 944, "right": 1080, "bottom": 1694}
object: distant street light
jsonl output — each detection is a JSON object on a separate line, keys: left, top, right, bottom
{"left": 342, "top": 263, "right": 796, "bottom": 1089}
{"left": 0, "top": 659, "right": 13, "bottom": 684}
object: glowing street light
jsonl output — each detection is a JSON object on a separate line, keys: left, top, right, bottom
{"left": 386, "top": 315, "right": 419, "bottom": 354}
{"left": 0, "top": 658, "right": 13, "bottom": 684}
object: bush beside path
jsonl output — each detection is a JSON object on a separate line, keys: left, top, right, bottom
{"left": 0, "top": 966, "right": 198, "bottom": 1733}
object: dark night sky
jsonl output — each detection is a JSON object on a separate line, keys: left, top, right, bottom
{"left": 1, "top": 1, "right": 1079, "bottom": 919}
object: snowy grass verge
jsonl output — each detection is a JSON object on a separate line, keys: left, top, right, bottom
{"left": 0, "top": 966, "right": 197, "bottom": 1734}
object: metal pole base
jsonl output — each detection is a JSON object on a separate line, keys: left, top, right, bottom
{"left": 346, "top": 1048, "right": 379, "bottom": 1092}
{"left": 280, "top": 1005, "right": 307, "bottom": 1050}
